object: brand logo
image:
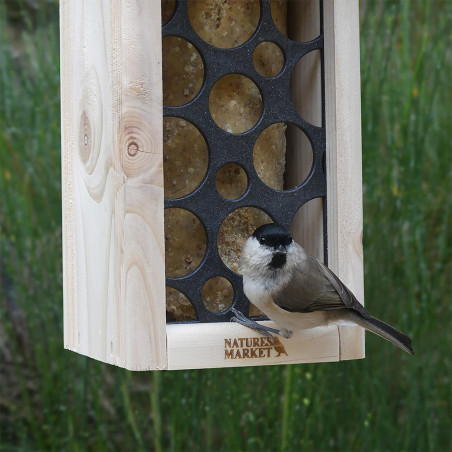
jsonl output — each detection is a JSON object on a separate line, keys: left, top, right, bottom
{"left": 224, "top": 336, "right": 288, "bottom": 360}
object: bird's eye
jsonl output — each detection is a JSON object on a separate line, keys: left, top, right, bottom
{"left": 259, "top": 237, "right": 266, "bottom": 245}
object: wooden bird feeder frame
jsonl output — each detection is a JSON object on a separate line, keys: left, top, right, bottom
{"left": 60, "top": 0, "right": 365, "bottom": 371}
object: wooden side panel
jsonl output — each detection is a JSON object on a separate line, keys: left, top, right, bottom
{"left": 60, "top": 0, "right": 166, "bottom": 370}
{"left": 324, "top": 0, "right": 365, "bottom": 360}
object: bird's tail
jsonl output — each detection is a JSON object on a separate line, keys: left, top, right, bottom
{"left": 347, "top": 311, "right": 414, "bottom": 355}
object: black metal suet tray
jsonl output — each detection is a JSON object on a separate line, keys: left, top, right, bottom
{"left": 163, "top": 0, "right": 326, "bottom": 323}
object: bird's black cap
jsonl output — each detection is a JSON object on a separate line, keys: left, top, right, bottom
{"left": 252, "top": 223, "right": 293, "bottom": 248}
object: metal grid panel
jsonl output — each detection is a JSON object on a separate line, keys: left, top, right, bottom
{"left": 163, "top": 0, "right": 326, "bottom": 323}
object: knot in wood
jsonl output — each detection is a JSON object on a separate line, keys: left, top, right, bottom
{"left": 127, "top": 142, "right": 139, "bottom": 156}
{"left": 79, "top": 112, "right": 92, "bottom": 165}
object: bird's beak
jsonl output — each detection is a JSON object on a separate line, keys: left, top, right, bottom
{"left": 274, "top": 244, "right": 286, "bottom": 255}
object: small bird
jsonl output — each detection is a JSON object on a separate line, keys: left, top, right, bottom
{"left": 232, "top": 223, "right": 414, "bottom": 355}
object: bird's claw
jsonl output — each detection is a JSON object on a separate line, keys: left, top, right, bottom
{"left": 256, "top": 328, "right": 275, "bottom": 346}
{"left": 230, "top": 307, "right": 279, "bottom": 346}
{"left": 231, "top": 308, "right": 248, "bottom": 322}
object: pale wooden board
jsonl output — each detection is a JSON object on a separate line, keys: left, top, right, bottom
{"left": 167, "top": 322, "right": 339, "bottom": 370}
{"left": 287, "top": 0, "right": 323, "bottom": 262}
{"left": 324, "top": 0, "right": 365, "bottom": 360}
{"left": 61, "top": 0, "right": 166, "bottom": 370}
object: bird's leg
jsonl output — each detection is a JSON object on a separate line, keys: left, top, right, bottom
{"left": 230, "top": 308, "right": 280, "bottom": 345}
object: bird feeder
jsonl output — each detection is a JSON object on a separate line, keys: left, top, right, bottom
{"left": 60, "top": 0, "right": 365, "bottom": 371}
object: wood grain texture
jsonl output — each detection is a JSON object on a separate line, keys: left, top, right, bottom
{"left": 61, "top": 0, "right": 166, "bottom": 370}
{"left": 287, "top": 0, "right": 323, "bottom": 262}
{"left": 167, "top": 322, "right": 339, "bottom": 370}
{"left": 324, "top": 0, "right": 365, "bottom": 360}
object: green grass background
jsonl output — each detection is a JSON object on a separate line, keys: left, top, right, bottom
{"left": 1, "top": 1, "right": 451, "bottom": 451}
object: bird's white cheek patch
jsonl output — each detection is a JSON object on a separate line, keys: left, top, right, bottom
{"left": 242, "top": 238, "right": 274, "bottom": 271}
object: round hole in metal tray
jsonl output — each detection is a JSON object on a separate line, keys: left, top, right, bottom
{"left": 217, "top": 207, "right": 273, "bottom": 273}
{"left": 163, "top": 36, "right": 204, "bottom": 106}
{"left": 201, "top": 276, "right": 234, "bottom": 313}
{"left": 187, "top": 0, "right": 260, "bottom": 49}
{"left": 164, "top": 208, "right": 207, "bottom": 277}
{"left": 215, "top": 163, "right": 248, "bottom": 200}
{"left": 253, "top": 123, "right": 313, "bottom": 190}
{"left": 270, "top": 0, "right": 320, "bottom": 43}
{"left": 209, "top": 74, "right": 262, "bottom": 134}
{"left": 253, "top": 41, "right": 285, "bottom": 77}
{"left": 166, "top": 286, "right": 196, "bottom": 322}
{"left": 161, "top": 0, "right": 176, "bottom": 25}
{"left": 164, "top": 117, "right": 209, "bottom": 199}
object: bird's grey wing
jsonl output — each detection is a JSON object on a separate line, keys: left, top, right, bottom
{"left": 271, "top": 255, "right": 343, "bottom": 312}
{"left": 320, "top": 263, "right": 371, "bottom": 319}
{"left": 273, "top": 257, "right": 370, "bottom": 319}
